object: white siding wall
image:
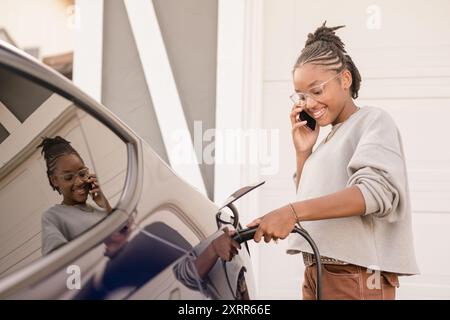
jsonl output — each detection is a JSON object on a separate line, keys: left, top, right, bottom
{"left": 257, "top": 0, "right": 450, "bottom": 299}
{"left": 0, "top": 0, "right": 74, "bottom": 57}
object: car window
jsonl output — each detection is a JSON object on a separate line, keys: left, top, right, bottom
{"left": 6, "top": 205, "right": 250, "bottom": 300}
{"left": 0, "top": 64, "right": 127, "bottom": 279}
{"left": 88, "top": 211, "right": 251, "bottom": 300}
{"left": 73, "top": 220, "right": 195, "bottom": 299}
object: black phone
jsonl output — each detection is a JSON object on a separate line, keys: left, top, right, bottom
{"left": 297, "top": 110, "right": 316, "bottom": 130}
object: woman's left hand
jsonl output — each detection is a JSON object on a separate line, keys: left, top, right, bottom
{"left": 87, "top": 174, "right": 112, "bottom": 213}
{"left": 246, "top": 205, "right": 297, "bottom": 243}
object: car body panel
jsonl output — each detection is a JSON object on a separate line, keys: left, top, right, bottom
{"left": 0, "top": 41, "right": 255, "bottom": 300}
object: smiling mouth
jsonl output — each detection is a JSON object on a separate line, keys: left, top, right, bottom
{"left": 311, "top": 108, "right": 326, "bottom": 119}
{"left": 73, "top": 186, "right": 88, "bottom": 196}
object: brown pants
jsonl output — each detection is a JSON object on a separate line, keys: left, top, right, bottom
{"left": 302, "top": 264, "right": 399, "bottom": 300}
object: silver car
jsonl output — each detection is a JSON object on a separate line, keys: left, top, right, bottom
{"left": 0, "top": 41, "right": 257, "bottom": 300}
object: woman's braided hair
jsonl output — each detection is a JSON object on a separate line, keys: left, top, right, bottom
{"left": 37, "top": 136, "right": 82, "bottom": 194}
{"left": 294, "top": 21, "right": 361, "bottom": 99}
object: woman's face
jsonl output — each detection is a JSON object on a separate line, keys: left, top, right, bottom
{"left": 293, "top": 63, "right": 350, "bottom": 126}
{"left": 51, "top": 154, "right": 89, "bottom": 205}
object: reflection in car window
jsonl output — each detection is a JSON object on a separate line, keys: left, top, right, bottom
{"left": 0, "top": 66, "right": 53, "bottom": 123}
{"left": 38, "top": 136, "right": 112, "bottom": 255}
{"left": 0, "top": 123, "right": 9, "bottom": 144}
{"left": 0, "top": 59, "right": 128, "bottom": 280}
{"left": 172, "top": 229, "right": 247, "bottom": 300}
{"left": 74, "top": 222, "right": 193, "bottom": 299}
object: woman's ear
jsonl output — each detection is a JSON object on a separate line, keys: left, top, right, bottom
{"left": 341, "top": 69, "right": 353, "bottom": 91}
{"left": 50, "top": 175, "right": 60, "bottom": 192}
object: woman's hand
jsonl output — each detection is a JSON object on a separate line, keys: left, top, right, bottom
{"left": 211, "top": 227, "right": 241, "bottom": 262}
{"left": 290, "top": 105, "right": 320, "bottom": 154}
{"left": 247, "top": 205, "right": 297, "bottom": 243}
{"left": 103, "top": 217, "right": 134, "bottom": 258}
{"left": 193, "top": 227, "right": 242, "bottom": 279}
{"left": 86, "top": 173, "right": 112, "bottom": 213}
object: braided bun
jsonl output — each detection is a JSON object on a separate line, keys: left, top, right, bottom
{"left": 305, "top": 21, "right": 346, "bottom": 52}
{"left": 294, "top": 21, "right": 362, "bottom": 99}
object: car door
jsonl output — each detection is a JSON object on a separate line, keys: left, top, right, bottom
{"left": 0, "top": 41, "right": 140, "bottom": 298}
{"left": 0, "top": 41, "right": 255, "bottom": 300}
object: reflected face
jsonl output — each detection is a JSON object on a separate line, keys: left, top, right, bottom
{"left": 293, "top": 64, "right": 348, "bottom": 126}
{"left": 51, "top": 154, "right": 89, "bottom": 205}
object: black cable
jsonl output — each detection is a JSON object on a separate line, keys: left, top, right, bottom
{"left": 293, "top": 226, "right": 322, "bottom": 300}
{"left": 231, "top": 226, "right": 322, "bottom": 300}
{"left": 222, "top": 260, "right": 238, "bottom": 300}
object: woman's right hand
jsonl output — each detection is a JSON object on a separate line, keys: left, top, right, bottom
{"left": 290, "top": 105, "right": 320, "bottom": 153}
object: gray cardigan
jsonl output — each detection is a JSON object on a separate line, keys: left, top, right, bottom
{"left": 41, "top": 203, "right": 107, "bottom": 255}
{"left": 287, "top": 106, "right": 420, "bottom": 275}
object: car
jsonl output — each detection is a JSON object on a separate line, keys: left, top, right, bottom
{"left": 0, "top": 40, "right": 258, "bottom": 300}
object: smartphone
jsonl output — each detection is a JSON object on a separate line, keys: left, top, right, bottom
{"left": 297, "top": 110, "right": 316, "bottom": 131}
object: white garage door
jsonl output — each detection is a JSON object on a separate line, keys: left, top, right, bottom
{"left": 258, "top": 0, "right": 450, "bottom": 299}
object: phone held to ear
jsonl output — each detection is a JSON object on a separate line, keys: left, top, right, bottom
{"left": 88, "top": 181, "right": 96, "bottom": 198}
{"left": 297, "top": 110, "right": 316, "bottom": 131}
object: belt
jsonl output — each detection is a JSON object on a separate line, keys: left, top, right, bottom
{"left": 302, "top": 252, "right": 349, "bottom": 267}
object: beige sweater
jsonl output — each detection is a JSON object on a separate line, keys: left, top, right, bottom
{"left": 287, "top": 106, "right": 420, "bottom": 275}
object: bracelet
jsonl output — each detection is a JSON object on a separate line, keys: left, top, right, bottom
{"left": 288, "top": 202, "right": 301, "bottom": 224}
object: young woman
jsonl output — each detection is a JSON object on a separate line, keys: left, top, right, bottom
{"left": 39, "top": 136, "right": 112, "bottom": 255}
{"left": 248, "top": 22, "right": 419, "bottom": 299}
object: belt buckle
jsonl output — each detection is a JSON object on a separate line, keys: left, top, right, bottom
{"left": 302, "top": 252, "right": 315, "bottom": 267}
